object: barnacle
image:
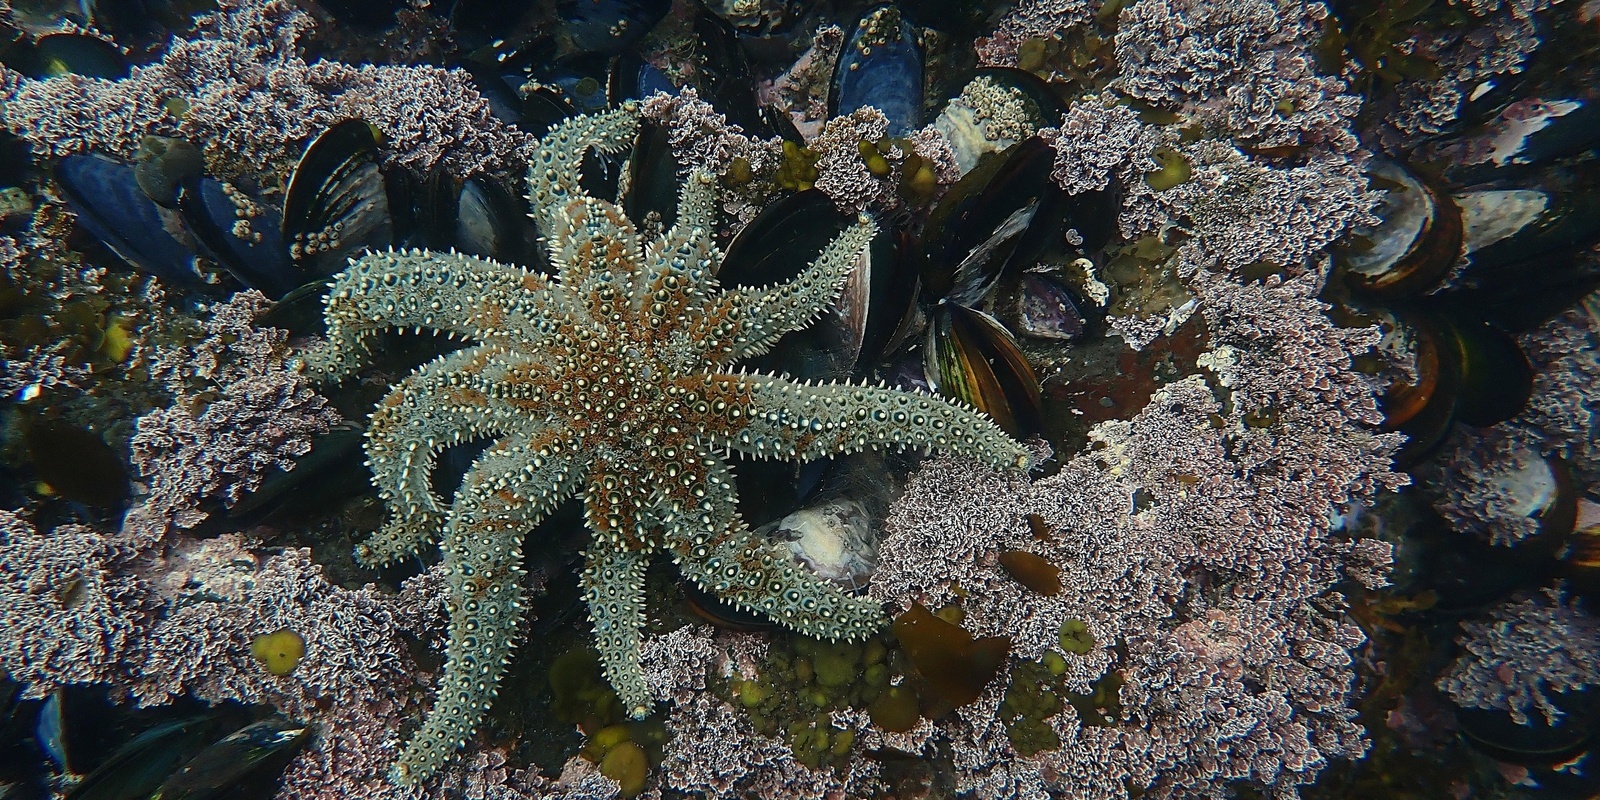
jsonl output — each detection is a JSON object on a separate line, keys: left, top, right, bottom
{"left": 300, "top": 104, "right": 1030, "bottom": 784}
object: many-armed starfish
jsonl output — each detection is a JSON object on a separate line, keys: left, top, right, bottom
{"left": 302, "top": 104, "right": 1030, "bottom": 784}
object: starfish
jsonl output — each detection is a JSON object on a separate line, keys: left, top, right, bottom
{"left": 301, "top": 104, "right": 1030, "bottom": 784}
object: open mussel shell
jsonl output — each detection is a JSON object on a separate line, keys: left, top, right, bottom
{"left": 1336, "top": 159, "right": 1463, "bottom": 298}
{"left": 64, "top": 715, "right": 225, "bottom": 800}
{"left": 924, "top": 302, "right": 1044, "bottom": 440}
{"left": 152, "top": 717, "right": 311, "bottom": 800}
{"left": 281, "top": 119, "right": 393, "bottom": 278}
{"left": 921, "top": 138, "right": 1062, "bottom": 306}
{"left": 831, "top": 4, "right": 925, "bottom": 137}
{"left": 1439, "top": 313, "right": 1533, "bottom": 427}
{"left": 997, "top": 268, "right": 1099, "bottom": 342}
{"left": 54, "top": 154, "right": 203, "bottom": 284}
{"left": 1456, "top": 699, "right": 1596, "bottom": 767}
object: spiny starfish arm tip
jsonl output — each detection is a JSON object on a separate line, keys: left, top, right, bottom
{"left": 693, "top": 373, "right": 1031, "bottom": 470}
{"left": 392, "top": 441, "right": 579, "bottom": 784}
{"left": 584, "top": 547, "right": 654, "bottom": 720}
{"left": 303, "top": 247, "right": 551, "bottom": 381}
{"left": 726, "top": 217, "right": 877, "bottom": 360}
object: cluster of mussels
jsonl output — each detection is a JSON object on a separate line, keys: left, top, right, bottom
{"left": 1309, "top": 22, "right": 1600, "bottom": 794}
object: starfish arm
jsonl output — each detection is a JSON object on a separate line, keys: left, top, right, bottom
{"left": 358, "top": 346, "right": 549, "bottom": 566}
{"left": 720, "top": 217, "right": 875, "bottom": 360}
{"left": 299, "top": 248, "right": 554, "bottom": 381}
{"left": 638, "top": 172, "right": 723, "bottom": 335}
{"left": 528, "top": 107, "right": 640, "bottom": 239}
{"left": 582, "top": 546, "right": 652, "bottom": 719}
{"left": 391, "top": 433, "right": 581, "bottom": 786}
{"left": 683, "top": 373, "right": 1033, "bottom": 470}
{"left": 662, "top": 447, "right": 884, "bottom": 642}
{"left": 549, "top": 197, "right": 644, "bottom": 291}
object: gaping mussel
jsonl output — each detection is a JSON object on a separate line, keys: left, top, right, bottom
{"left": 55, "top": 119, "right": 534, "bottom": 309}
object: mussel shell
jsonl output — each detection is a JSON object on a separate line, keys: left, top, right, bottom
{"left": 4, "top": 33, "right": 129, "bottom": 79}
{"left": 153, "top": 718, "right": 311, "bottom": 800}
{"left": 721, "top": 189, "right": 853, "bottom": 286}
{"left": 555, "top": 0, "right": 670, "bottom": 57}
{"left": 315, "top": 0, "right": 407, "bottom": 30}
{"left": 281, "top": 119, "right": 393, "bottom": 278}
{"left": 22, "top": 417, "right": 130, "bottom": 507}
{"left": 898, "top": 0, "right": 997, "bottom": 34}
{"left": 1440, "top": 313, "right": 1533, "bottom": 427}
{"left": 1363, "top": 305, "right": 1459, "bottom": 465}
{"left": 690, "top": 8, "right": 771, "bottom": 136}
{"left": 933, "top": 69, "right": 1067, "bottom": 177}
{"left": 54, "top": 154, "right": 203, "bottom": 284}
{"left": 1431, "top": 97, "right": 1600, "bottom": 185}
{"left": 1561, "top": 499, "right": 1600, "bottom": 594}
{"left": 393, "top": 171, "right": 533, "bottom": 265}
{"left": 64, "top": 715, "right": 223, "bottom": 800}
{"left": 623, "top": 121, "right": 682, "bottom": 231}
{"left": 831, "top": 4, "right": 925, "bottom": 138}
{"left": 177, "top": 179, "right": 297, "bottom": 299}
{"left": 924, "top": 301, "right": 1044, "bottom": 439}
{"left": 256, "top": 280, "right": 330, "bottom": 337}
{"left": 1005, "top": 271, "right": 1091, "bottom": 341}
{"left": 133, "top": 137, "right": 205, "bottom": 210}
{"left": 680, "top": 578, "right": 777, "bottom": 633}
{"left": 223, "top": 426, "right": 370, "bottom": 523}
{"left": 1456, "top": 701, "right": 1596, "bottom": 767}
{"left": 1453, "top": 179, "right": 1600, "bottom": 282}
{"left": 921, "top": 138, "right": 1047, "bottom": 304}
{"left": 1337, "top": 159, "right": 1463, "bottom": 298}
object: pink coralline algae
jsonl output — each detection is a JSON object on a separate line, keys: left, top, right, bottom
{"left": 859, "top": 261, "right": 1399, "bottom": 797}
{"left": 1438, "top": 585, "right": 1600, "bottom": 727}
{"left": 1120, "top": 142, "right": 1378, "bottom": 271}
{"left": 1042, "top": 93, "right": 1167, "bottom": 196}
{"left": 129, "top": 290, "right": 340, "bottom": 532}
{"left": 0, "top": 510, "right": 160, "bottom": 698}
{"left": 1, "top": 0, "right": 530, "bottom": 177}
{"left": 976, "top": 0, "right": 1096, "bottom": 67}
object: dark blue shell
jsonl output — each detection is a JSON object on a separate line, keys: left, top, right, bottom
{"left": 54, "top": 154, "right": 202, "bottom": 284}
{"left": 178, "top": 178, "right": 297, "bottom": 299}
{"left": 556, "top": 0, "right": 670, "bottom": 56}
{"left": 832, "top": 5, "right": 924, "bottom": 137}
